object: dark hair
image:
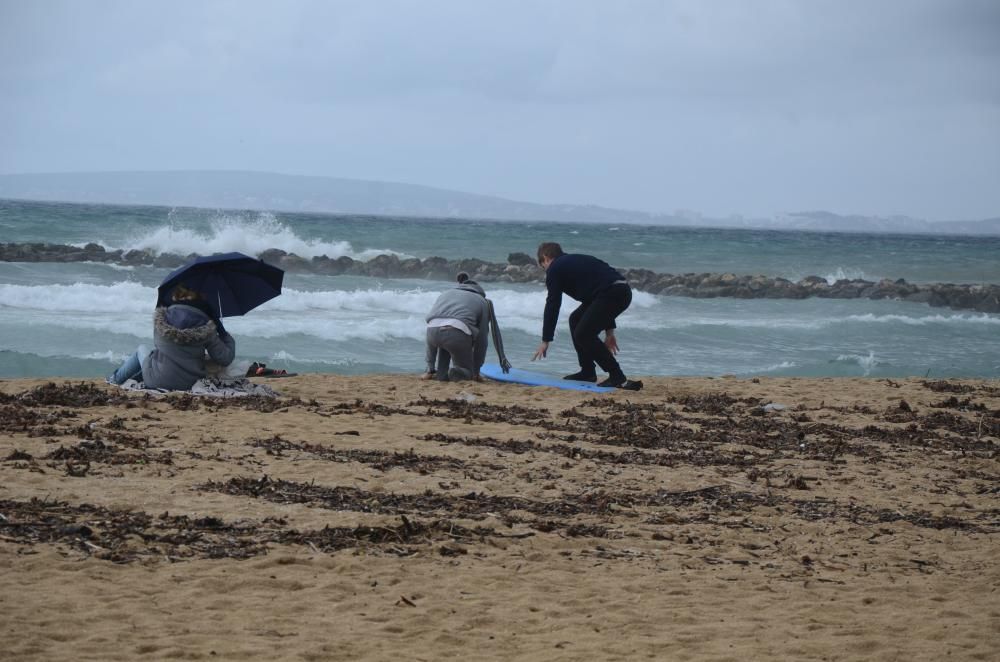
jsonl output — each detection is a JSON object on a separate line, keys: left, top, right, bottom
{"left": 456, "top": 272, "right": 470, "bottom": 284}
{"left": 536, "top": 242, "right": 564, "bottom": 264}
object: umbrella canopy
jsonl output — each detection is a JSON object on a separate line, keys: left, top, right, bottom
{"left": 157, "top": 252, "right": 284, "bottom": 318}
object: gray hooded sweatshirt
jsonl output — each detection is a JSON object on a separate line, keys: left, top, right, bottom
{"left": 425, "top": 281, "right": 490, "bottom": 337}
{"left": 424, "top": 281, "right": 491, "bottom": 376}
{"left": 141, "top": 304, "right": 236, "bottom": 391}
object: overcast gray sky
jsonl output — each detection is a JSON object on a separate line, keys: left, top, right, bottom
{"left": 1, "top": 0, "right": 998, "bottom": 220}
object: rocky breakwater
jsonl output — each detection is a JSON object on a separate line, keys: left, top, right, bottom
{"left": 0, "top": 242, "right": 193, "bottom": 268}
{"left": 215, "top": 248, "right": 1000, "bottom": 314}
{"left": 619, "top": 269, "right": 999, "bottom": 313}
{"left": 2, "top": 242, "right": 998, "bottom": 314}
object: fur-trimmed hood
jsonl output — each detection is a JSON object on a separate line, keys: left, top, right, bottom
{"left": 153, "top": 305, "right": 219, "bottom": 346}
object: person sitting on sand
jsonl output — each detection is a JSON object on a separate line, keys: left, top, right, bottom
{"left": 107, "top": 284, "right": 236, "bottom": 390}
{"left": 422, "top": 272, "right": 492, "bottom": 382}
{"left": 531, "top": 242, "right": 639, "bottom": 389}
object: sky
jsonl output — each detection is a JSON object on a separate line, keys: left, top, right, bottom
{"left": 1, "top": 0, "right": 998, "bottom": 221}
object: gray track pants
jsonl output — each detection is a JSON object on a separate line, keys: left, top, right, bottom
{"left": 425, "top": 325, "right": 486, "bottom": 381}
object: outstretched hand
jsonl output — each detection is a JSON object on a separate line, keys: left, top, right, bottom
{"left": 532, "top": 341, "right": 550, "bottom": 361}
{"left": 604, "top": 330, "right": 619, "bottom": 355}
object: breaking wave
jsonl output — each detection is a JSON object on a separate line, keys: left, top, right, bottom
{"left": 77, "top": 210, "right": 405, "bottom": 261}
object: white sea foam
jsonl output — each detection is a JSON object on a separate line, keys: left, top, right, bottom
{"left": 30, "top": 316, "right": 151, "bottom": 339}
{"left": 22, "top": 349, "right": 128, "bottom": 363}
{"left": 832, "top": 351, "right": 881, "bottom": 375}
{"left": 0, "top": 282, "right": 154, "bottom": 312}
{"left": 730, "top": 361, "right": 799, "bottom": 377}
{"left": 267, "top": 350, "right": 356, "bottom": 366}
{"left": 822, "top": 268, "right": 873, "bottom": 284}
{"left": 82, "top": 350, "right": 121, "bottom": 362}
{"left": 644, "top": 316, "right": 825, "bottom": 331}
{"left": 226, "top": 286, "right": 662, "bottom": 338}
{"left": 627, "top": 310, "right": 1000, "bottom": 332}
{"left": 229, "top": 313, "right": 432, "bottom": 342}
{"left": 839, "top": 313, "right": 1000, "bottom": 326}
{"left": 757, "top": 361, "right": 798, "bottom": 373}
{"left": 781, "top": 267, "right": 877, "bottom": 283}
{"left": 81, "top": 262, "right": 136, "bottom": 272}
{"left": 106, "top": 211, "right": 407, "bottom": 261}
{"left": 5, "top": 281, "right": 997, "bottom": 344}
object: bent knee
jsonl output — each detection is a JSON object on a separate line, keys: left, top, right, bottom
{"left": 447, "top": 366, "right": 473, "bottom": 381}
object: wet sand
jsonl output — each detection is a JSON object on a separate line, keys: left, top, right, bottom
{"left": 1, "top": 374, "right": 998, "bottom": 661}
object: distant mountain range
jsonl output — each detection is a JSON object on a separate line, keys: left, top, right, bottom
{"left": 1, "top": 170, "right": 997, "bottom": 235}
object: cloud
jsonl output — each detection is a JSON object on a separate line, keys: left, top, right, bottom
{"left": 0, "top": 0, "right": 997, "bottom": 219}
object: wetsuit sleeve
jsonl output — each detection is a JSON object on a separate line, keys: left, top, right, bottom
{"left": 541, "top": 277, "right": 562, "bottom": 342}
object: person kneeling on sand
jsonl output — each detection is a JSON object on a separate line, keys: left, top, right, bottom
{"left": 421, "top": 272, "right": 494, "bottom": 382}
{"left": 107, "top": 284, "right": 236, "bottom": 390}
{"left": 531, "top": 242, "right": 641, "bottom": 390}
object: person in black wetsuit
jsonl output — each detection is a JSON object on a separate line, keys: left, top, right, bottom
{"left": 531, "top": 242, "right": 639, "bottom": 389}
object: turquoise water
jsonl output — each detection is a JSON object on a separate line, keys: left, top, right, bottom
{"left": 1, "top": 198, "right": 998, "bottom": 379}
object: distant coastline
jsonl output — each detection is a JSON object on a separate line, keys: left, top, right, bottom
{"left": 1, "top": 170, "right": 997, "bottom": 235}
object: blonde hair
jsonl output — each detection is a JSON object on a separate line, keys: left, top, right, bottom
{"left": 171, "top": 285, "right": 203, "bottom": 302}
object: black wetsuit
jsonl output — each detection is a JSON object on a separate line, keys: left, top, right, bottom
{"left": 542, "top": 254, "right": 632, "bottom": 379}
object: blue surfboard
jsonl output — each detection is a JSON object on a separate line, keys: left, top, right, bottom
{"left": 480, "top": 363, "right": 615, "bottom": 393}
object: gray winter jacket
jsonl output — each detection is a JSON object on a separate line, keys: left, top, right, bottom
{"left": 141, "top": 304, "right": 236, "bottom": 391}
{"left": 425, "top": 282, "right": 490, "bottom": 338}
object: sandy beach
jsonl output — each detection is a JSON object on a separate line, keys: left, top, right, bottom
{"left": 1, "top": 374, "right": 997, "bottom": 661}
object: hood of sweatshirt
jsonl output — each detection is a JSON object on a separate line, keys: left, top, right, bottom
{"left": 456, "top": 281, "right": 486, "bottom": 297}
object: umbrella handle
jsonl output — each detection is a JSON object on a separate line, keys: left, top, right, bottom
{"left": 217, "top": 292, "right": 224, "bottom": 319}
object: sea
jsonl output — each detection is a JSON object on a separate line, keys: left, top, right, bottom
{"left": 1, "top": 198, "right": 999, "bottom": 380}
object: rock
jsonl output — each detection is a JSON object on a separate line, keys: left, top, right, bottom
{"left": 454, "top": 258, "right": 489, "bottom": 276}
{"left": 824, "top": 279, "right": 867, "bottom": 299}
{"left": 395, "top": 257, "right": 423, "bottom": 277}
{"left": 311, "top": 255, "right": 350, "bottom": 275}
{"left": 798, "top": 275, "right": 829, "bottom": 288}
{"left": 975, "top": 287, "right": 1000, "bottom": 313}
{"left": 121, "top": 249, "right": 154, "bottom": 266}
{"left": 363, "top": 254, "right": 401, "bottom": 278}
{"left": 276, "top": 254, "right": 311, "bottom": 272}
{"left": 82, "top": 243, "right": 107, "bottom": 260}
{"left": 152, "top": 253, "right": 186, "bottom": 268}
{"left": 507, "top": 252, "right": 535, "bottom": 267}
{"left": 259, "top": 248, "right": 288, "bottom": 265}
{"left": 621, "top": 268, "right": 659, "bottom": 291}
{"left": 419, "top": 257, "right": 453, "bottom": 280}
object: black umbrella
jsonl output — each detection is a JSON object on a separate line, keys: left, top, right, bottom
{"left": 158, "top": 252, "right": 284, "bottom": 318}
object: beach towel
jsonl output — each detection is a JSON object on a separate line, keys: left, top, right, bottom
{"left": 113, "top": 377, "right": 278, "bottom": 398}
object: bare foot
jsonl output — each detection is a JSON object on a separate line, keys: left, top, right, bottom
{"left": 420, "top": 372, "right": 435, "bottom": 381}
